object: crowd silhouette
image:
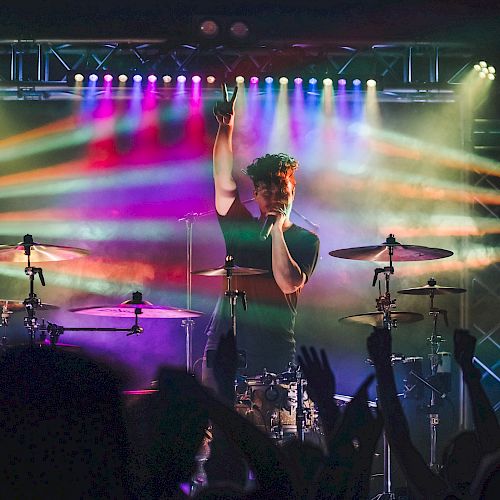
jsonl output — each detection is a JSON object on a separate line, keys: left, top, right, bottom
{"left": 0, "top": 327, "right": 497, "bottom": 499}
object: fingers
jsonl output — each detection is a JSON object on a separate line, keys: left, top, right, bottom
{"left": 221, "top": 83, "right": 228, "bottom": 102}
{"left": 230, "top": 84, "right": 238, "bottom": 102}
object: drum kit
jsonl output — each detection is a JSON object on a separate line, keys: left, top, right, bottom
{"left": 0, "top": 232, "right": 464, "bottom": 493}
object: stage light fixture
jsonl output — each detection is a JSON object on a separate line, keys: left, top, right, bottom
{"left": 279, "top": 77, "right": 289, "bottom": 85}
{"left": 229, "top": 21, "right": 250, "bottom": 39}
{"left": 479, "top": 72, "right": 486, "bottom": 79}
{"left": 133, "top": 75, "right": 143, "bottom": 83}
{"left": 74, "top": 73, "right": 84, "bottom": 82}
{"left": 89, "top": 74, "right": 98, "bottom": 82}
{"left": 338, "top": 78, "right": 347, "bottom": 86}
{"left": 103, "top": 74, "right": 113, "bottom": 83}
{"left": 479, "top": 61, "right": 487, "bottom": 68}
{"left": 488, "top": 73, "right": 495, "bottom": 81}
{"left": 366, "top": 79, "right": 377, "bottom": 87}
{"left": 163, "top": 75, "right": 172, "bottom": 83}
{"left": 192, "top": 75, "right": 202, "bottom": 83}
{"left": 488, "top": 66, "right": 496, "bottom": 74}
{"left": 177, "top": 75, "right": 187, "bottom": 83}
{"left": 148, "top": 75, "right": 157, "bottom": 83}
{"left": 474, "top": 64, "right": 481, "bottom": 71}
{"left": 199, "top": 19, "right": 220, "bottom": 38}
{"left": 118, "top": 74, "right": 128, "bottom": 83}
{"left": 265, "top": 76, "right": 273, "bottom": 84}
{"left": 308, "top": 78, "right": 317, "bottom": 85}
{"left": 235, "top": 76, "right": 245, "bottom": 84}
{"left": 207, "top": 76, "right": 216, "bottom": 84}
{"left": 294, "top": 77, "right": 303, "bottom": 85}
{"left": 323, "top": 78, "right": 333, "bottom": 86}
{"left": 353, "top": 79, "right": 361, "bottom": 86}
{"left": 250, "top": 76, "right": 259, "bottom": 84}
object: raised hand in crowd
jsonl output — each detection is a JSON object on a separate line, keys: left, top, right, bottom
{"left": 366, "top": 327, "right": 449, "bottom": 499}
{"left": 453, "top": 329, "right": 500, "bottom": 455}
{"left": 297, "top": 346, "right": 339, "bottom": 441}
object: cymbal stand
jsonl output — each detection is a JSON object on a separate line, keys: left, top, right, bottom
{"left": 1, "top": 303, "right": 10, "bottom": 347}
{"left": 223, "top": 255, "right": 247, "bottom": 338}
{"left": 426, "top": 278, "right": 446, "bottom": 472}
{"left": 22, "top": 235, "right": 45, "bottom": 345}
{"left": 372, "top": 242, "right": 396, "bottom": 331}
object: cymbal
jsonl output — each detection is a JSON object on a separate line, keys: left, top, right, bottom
{"left": 192, "top": 265, "right": 268, "bottom": 277}
{"left": 0, "top": 241, "right": 89, "bottom": 263}
{"left": 0, "top": 299, "right": 59, "bottom": 312}
{"left": 329, "top": 237, "right": 453, "bottom": 262}
{"left": 398, "top": 284, "right": 466, "bottom": 295}
{"left": 70, "top": 300, "right": 203, "bottom": 319}
{"left": 339, "top": 311, "right": 424, "bottom": 327}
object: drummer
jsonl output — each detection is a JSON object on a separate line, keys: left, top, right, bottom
{"left": 202, "top": 84, "right": 320, "bottom": 382}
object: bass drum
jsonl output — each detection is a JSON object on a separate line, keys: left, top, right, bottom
{"left": 235, "top": 371, "right": 320, "bottom": 442}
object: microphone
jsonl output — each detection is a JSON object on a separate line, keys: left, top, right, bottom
{"left": 259, "top": 215, "right": 276, "bottom": 241}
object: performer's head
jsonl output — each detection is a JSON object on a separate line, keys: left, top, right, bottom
{"left": 245, "top": 153, "right": 298, "bottom": 217}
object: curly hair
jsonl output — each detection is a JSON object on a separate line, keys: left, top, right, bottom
{"left": 243, "top": 153, "right": 298, "bottom": 188}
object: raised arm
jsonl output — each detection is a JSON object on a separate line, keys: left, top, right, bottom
{"left": 367, "top": 328, "right": 448, "bottom": 498}
{"left": 213, "top": 83, "right": 238, "bottom": 215}
{"left": 454, "top": 329, "right": 500, "bottom": 454}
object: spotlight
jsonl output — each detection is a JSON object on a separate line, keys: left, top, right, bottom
{"left": 294, "top": 77, "right": 303, "bottom": 85}
{"left": 88, "top": 74, "right": 98, "bottom": 82}
{"left": 265, "top": 76, "right": 273, "bottom": 84}
{"left": 192, "top": 75, "right": 202, "bottom": 83}
{"left": 250, "top": 76, "right": 259, "bottom": 84}
{"left": 148, "top": 75, "right": 157, "bottom": 83}
{"left": 235, "top": 75, "right": 245, "bottom": 84}
{"left": 488, "top": 73, "right": 495, "bottom": 81}
{"left": 103, "top": 74, "right": 113, "bottom": 83}
{"left": 353, "top": 79, "right": 362, "bottom": 86}
{"left": 162, "top": 75, "right": 172, "bottom": 83}
{"left": 207, "top": 76, "right": 216, "bottom": 84}
{"left": 323, "top": 78, "right": 333, "bottom": 86}
{"left": 308, "top": 78, "right": 317, "bottom": 85}
{"left": 479, "top": 72, "right": 487, "bottom": 79}
{"left": 338, "top": 78, "right": 347, "bottom": 86}
{"left": 118, "top": 74, "right": 128, "bottom": 83}
{"left": 133, "top": 74, "right": 143, "bottom": 83}
{"left": 199, "top": 19, "right": 220, "bottom": 38}
{"left": 366, "top": 79, "right": 377, "bottom": 87}
{"left": 479, "top": 61, "right": 487, "bottom": 68}
{"left": 474, "top": 64, "right": 481, "bottom": 71}
{"left": 74, "top": 73, "right": 84, "bottom": 82}
{"left": 177, "top": 75, "right": 187, "bottom": 83}
{"left": 488, "top": 66, "right": 496, "bottom": 74}
{"left": 229, "top": 21, "right": 250, "bottom": 39}
{"left": 279, "top": 77, "right": 289, "bottom": 85}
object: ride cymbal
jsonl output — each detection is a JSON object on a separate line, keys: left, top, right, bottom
{"left": 329, "top": 235, "right": 453, "bottom": 262}
{"left": 398, "top": 284, "right": 466, "bottom": 296}
{"left": 339, "top": 311, "right": 424, "bottom": 327}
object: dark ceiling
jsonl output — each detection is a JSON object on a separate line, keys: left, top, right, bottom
{"left": 2, "top": 0, "right": 499, "bottom": 48}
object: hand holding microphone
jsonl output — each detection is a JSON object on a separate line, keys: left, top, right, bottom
{"left": 259, "top": 205, "right": 287, "bottom": 241}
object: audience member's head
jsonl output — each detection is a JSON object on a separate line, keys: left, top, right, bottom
{"left": 0, "top": 346, "right": 130, "bottom": 498}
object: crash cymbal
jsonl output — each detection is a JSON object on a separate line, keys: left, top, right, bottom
{"left": 0, "top": 236, "right": 89, "bottom": 263}
{"left": 192, "top": 265, "right": 268, "bottom": 277}
{"left": 0, "top": 299, "right": 58, "bottom": 312}
{"left": 398, "top": 285, "right": 466, "bottom": 296}
{"left": 329, "top": 235, "right": 453, "bottom": 262}
{"left": 70, "top": 301, "right": 203, "bottom": 319}
{"left": 339, "top": 311, "right": 424, "bottom": 327}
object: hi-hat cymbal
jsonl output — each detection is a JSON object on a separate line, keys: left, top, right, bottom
{"left": 329, "top": 235, "right": 453, "bottom": 262}
{"left": 0, "top": 299, "right": 58, "bottom": 312}
{"left": 70, "top": 300, "right": 203, "bottom": 319}
{"left": 192, "top": 265, "right": 268, "bottom": 277}
{"left": 0, "top": 239, "right": 89, "bottom": 263}
{"left": 339, "top": 311, "right": 424, "bottom": 327}
{"left": 398, "top": 284, "right": 466, "bottom": 296}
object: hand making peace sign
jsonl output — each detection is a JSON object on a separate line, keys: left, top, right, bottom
{"left": 213, "top": 83, "right": 238, "bottom": 126}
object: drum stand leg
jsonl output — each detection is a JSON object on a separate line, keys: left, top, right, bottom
{"left": 371, "top": 432, "right": 395, "bottom": 500}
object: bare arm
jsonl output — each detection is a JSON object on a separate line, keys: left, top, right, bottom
{"left": 213, "top": 84, "right": 238, "bottom": 215}
{"left": 271, "top": 222, "right": 306, "bottom": 294}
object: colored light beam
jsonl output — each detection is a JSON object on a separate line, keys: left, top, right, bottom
{"left": 268, "top": 77, "right": 291, "bottom": 152}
